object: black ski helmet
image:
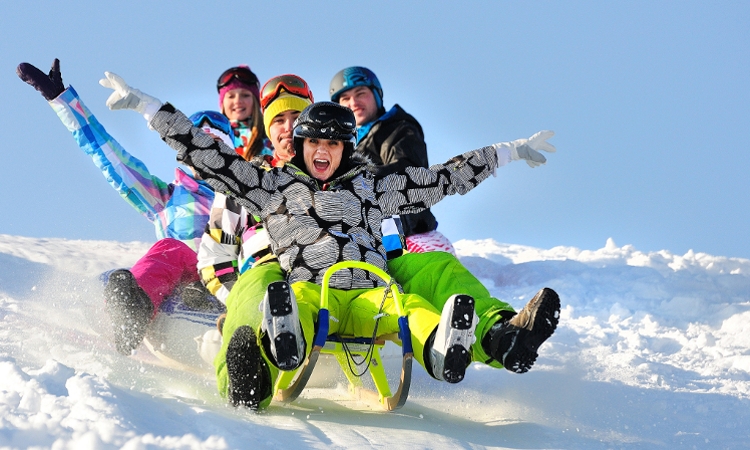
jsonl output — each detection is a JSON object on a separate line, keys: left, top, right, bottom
{"left": 291, "top": 102, "right": 357, "bottom": 179}
{"left": 329, "top": 66, "right": 383, "bottom": 109}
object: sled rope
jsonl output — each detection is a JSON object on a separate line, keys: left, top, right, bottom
{"left": 340, "top": 278, "right": 397, "bottom": 377}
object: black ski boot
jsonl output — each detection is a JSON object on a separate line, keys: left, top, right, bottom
{"left": 104, "top": 269, "right": 154, "bottom": 355}
{"left": 261, "top": 281, "right": 305, "bottom": 371}
{"left": 226, "top": 326, "right": 272, "bottom": 410}
{"left": 428, "top": 294, "right": 478, "bottom": 384}
{"left": 483, "top": 287, "right": 560, "bottom": 374}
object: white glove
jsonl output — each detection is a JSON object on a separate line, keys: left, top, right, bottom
{"left": 502, "top": 130, "right": 556, "bottom": 168}
{"left": 99, "top": 72, "right": 162, "bottom": 122}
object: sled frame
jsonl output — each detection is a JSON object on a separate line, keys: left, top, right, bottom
{"left": 273, "top": 261, "right": 413, "bottom": 411}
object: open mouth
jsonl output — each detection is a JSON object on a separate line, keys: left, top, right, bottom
{"left": 313, "top": 159, "right": 330, "bottom": 172}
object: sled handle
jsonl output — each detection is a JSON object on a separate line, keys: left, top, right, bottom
{"left": 315, "top": 261, "right": 412, "bottom": 354}
{"left": 319, "top": 261, "right": 406, "bottom": 316}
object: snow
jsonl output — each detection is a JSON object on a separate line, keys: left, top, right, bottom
{"left": 1, "top": 234, "right": 748, "bottom": 449}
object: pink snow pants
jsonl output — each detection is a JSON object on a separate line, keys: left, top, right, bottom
{"left": 129, "top": 238, "right": 199, "bottom": 315}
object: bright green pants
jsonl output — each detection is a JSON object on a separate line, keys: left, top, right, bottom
{"left": 387, "top": 251, "right": 515, "bottom": 367}
{"left": 214, "top": 262, "right": 285, "bottom": 400}
{"left": 214, "top": 262, "right": 442, "bottom": 408}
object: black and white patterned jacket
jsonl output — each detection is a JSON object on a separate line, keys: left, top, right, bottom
{"left": 151, "top": 103, "right": 500, "bottom": 290}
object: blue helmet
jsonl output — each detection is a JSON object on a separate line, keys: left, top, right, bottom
{"left": 189, "top": 110, "right": 234, "bottom": 148}
{"left": 329, "top": 66, "right": 383, "bottom": 109}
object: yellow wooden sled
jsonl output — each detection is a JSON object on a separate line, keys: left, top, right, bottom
{"left": 273, "top": 261, "right": 413, "bottom": 411}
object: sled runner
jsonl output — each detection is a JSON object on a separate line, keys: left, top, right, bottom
{"left": 273, "top": 261, "right": 414, "bottom": 411}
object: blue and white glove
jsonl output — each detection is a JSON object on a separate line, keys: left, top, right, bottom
{"left": 99, "top": 72, "right": 162, "bottom": 122}
{"left": 495, "top": 130, "right": 556, "bottom": 168}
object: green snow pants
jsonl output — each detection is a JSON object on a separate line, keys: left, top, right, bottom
{"left": 214, "top": 262, "right": 285, "bottom": 400}
{"left": 387, "top": 251, "right": 515, "bottom": 368}
{"left": 214, "top": 263, "right": 443, "bottom": 409}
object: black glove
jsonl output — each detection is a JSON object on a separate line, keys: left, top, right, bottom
{"left": 17, "top": 59, "right": 65, "bottom": 101}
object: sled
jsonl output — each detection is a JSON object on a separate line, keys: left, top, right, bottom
{"left": 96, "top": 269, "right": 225, "bottom": 374}
{"left": 142, "top": 294, "right": 225, "bottom": 375}
{"left": 273, "top": 261, "right": 414, "bottom": 411}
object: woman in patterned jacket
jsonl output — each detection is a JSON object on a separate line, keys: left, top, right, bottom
{"left": 102, "top": 73, "right": 561, "bottom": 410}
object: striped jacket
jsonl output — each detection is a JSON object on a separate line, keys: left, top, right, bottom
{"left": 152, "top": 103, "right": 503, "bottom": 289}
{"left": 197, "top": 191, "right": 275, "bottom": 303}
{"left": 50, "top": 87, "right": 214, "bottom": 251}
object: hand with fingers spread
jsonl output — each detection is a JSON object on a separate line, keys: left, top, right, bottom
{"left": 99, "top": 71, "right": 162, "bottom": 121}
{"left": 17, "top": 58, "right": 65, "bottom": 101}
{"left": 494, "top": 130, "right": 556, "bottom": 168}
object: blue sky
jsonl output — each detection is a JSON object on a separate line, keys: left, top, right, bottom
{"left": 2, "top": 1, "right": 748, "bottom": 258}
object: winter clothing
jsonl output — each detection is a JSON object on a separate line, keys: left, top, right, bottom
{"left": 197, "top": 192, "right": 275, "bottom": 303}
{"left": 130, "top": 238, "right": 202, "bottom": 310}
{"left": 262, "top": 91, "right": 312, "bottom": 138}
{"left": 219, "top": 274, "right": 445, "bottom": 408}
{"left": 149, "top": 103, "right": 502, "bottom": 393}
{"left": 17, "top": 60, "right": 64, "bottom": 101}
{"left": 50, "top": 86, "right": 215, "bottom": 251}
{"left": 49, "top": 86, "right": 213, "bottom": 319}
{"left": 387, "top": 251, "right": 516, "bottom": 368}
{"left": 230, "top": 119, "right": 274, "bottom": 159}
{"left": 214, "top": 262, "right": 286, "bottom": 400}
{"left": 197, "top": 165, "right": 282, "bottom": 400}
{"left": 142, "top": 100, "right": 561, "bottom": 404}
{"left": 354, "top": 105, "right": 439, "bottom": 237}
{"left": 200, "top": 187, "right": 461, "bottom": 396}
{"left": 151, "top": 103, "right": 500, "bottom": 290}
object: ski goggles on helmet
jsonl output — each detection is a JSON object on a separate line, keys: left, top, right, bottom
{"left": 293, "top": 102, "right": 356, "bottom": 144}
{"left": 188, "top": 110, "right": 234, "bottom": 147}
{"left": 216, "top": 66, "right": 260, "bottom": 92}
{"left": 188, "top": 110, "right": 232, "bottom": 135}
{"left": 260, "top": 75, "right": 314, "bottom": 112}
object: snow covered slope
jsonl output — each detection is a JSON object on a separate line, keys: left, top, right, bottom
{"left": 0, "top": 234, "right": 748, "bottom": 449}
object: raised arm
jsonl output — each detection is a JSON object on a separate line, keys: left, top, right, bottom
{"left": 17, "top": 60, "right": 173, "bottom": 221}
{"left": 99, "top": 71, "right": 277, "bottom": 216}
{"left": 376, "top": 131, "right": 556, "bottom": 215}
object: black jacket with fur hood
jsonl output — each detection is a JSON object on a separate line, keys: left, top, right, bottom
{"left": 152, "top": 103, "right": 499, "bottom": 290}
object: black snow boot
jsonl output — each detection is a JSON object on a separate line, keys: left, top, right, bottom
{"left": 427, "top": 294, "right": 478, "bottom": 384}
{"left": 483, "top": 287, "right": 560, "bottom": 374}
{"left": 104, "top": 269, "right": 154, "bottom": 355}
{"left": 226, "top": 325, "right": 272, "bottom": 410}
{"left": 261, "top": 281, "right": 306, "bottom": 371}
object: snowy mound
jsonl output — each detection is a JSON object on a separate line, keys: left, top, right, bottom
{"left": 0, "top": 234, "right": 748, "bottom": 448}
